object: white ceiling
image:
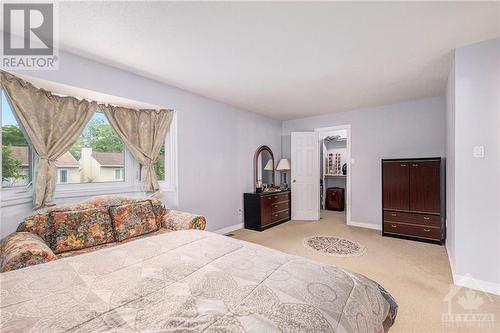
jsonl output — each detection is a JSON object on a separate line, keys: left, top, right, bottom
{"left": 50, "top": 2, "right": 500, "bottom": 119}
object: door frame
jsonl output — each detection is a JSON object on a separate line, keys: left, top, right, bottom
{"left": 314, "top": 124, "right": 352, "bottom": 226}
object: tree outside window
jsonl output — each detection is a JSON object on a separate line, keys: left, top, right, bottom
{"left": 67, "top": 111, "right": 125, "bottom": 184}
{"left": 154, "top": 144, "right": 165, "bottom": 181}
{"left": 2, "top": 91, "right": 30, "bottom": 188}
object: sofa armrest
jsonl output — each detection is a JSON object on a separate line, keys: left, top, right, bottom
{"left": 162, "top": 210, "right": 207, "bottom": 231}
{"left": 0, "top": 232, "right": 57, "bottom": 272}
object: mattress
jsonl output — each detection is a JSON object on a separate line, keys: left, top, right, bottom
{"left": 0, "top": 230, "right": 397, "bottom": 332}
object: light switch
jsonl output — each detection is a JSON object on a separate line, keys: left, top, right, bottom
{"left": 473, "top": 146, "right": 485, "bottom": 158}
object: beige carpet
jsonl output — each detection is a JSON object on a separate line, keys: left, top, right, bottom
{"left": 231, "top": 210, "right": 500, "bottom": 333}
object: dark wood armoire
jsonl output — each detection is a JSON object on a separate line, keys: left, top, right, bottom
{"left": 381, "top": 158, "right": 445, "bottom": 244}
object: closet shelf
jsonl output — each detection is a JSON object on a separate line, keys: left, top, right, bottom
{"left": 324, "top": 174, "right": 346, "bottom": 178}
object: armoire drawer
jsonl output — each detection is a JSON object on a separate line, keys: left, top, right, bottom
{"left": 383, "top": 222, "right": 441, "bottom": 240}
{"left": 383, "top": 211, "right": 440, "bottom": 227}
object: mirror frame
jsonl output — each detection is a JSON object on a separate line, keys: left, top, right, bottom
{"left": 254, "top": 145, "right": 275, "bottom": 189}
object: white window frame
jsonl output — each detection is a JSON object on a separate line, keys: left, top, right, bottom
{"left": 114, "top": 168, "right": 123, "bottom": 181}
{"left": 53, "top": 148, "right": 140, "bottom": 198}
{"left": 1, "top": 88, "right": 178, "bottom": 205}
{"left": 1, "top": 88, "right": 36, "bottom": 205}
{"left": 159, "top": 111, "right": 177, "bottom": 192}
{"left": 57, "top": 168, "right": 68, "bottom": 184}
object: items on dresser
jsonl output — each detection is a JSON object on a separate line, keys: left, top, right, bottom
{"left": 244, "top": 190, "right": 291, "bottom": 231}
{"left": 381, "top": 158, "right": 445, "bottom": 244}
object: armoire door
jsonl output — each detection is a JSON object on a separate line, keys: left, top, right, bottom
{"left": 382, "top": 161, "right": 410, "bottom": 211}
{"left": 409, "top": 160, "right": 440, "bottom": 214}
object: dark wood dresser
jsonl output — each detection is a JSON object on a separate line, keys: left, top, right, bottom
{"left": 382, "top": 158, "right": 445, "bottom": 244}
{"left": 244, "top": 190, "right": 291, "bottom": 231}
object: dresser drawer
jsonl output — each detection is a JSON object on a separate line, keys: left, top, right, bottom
{"left": 271, "top": 209, "right": 290, "bottom": 223}
{"left": 383, "top": 211, "right": 440, "bottom": 227}
{"left": 245, "top": 191, "right": 290, "bottom": 231}
{"left": 262, "top": 192, "right": 289, "bottom": 205}
{"left": 384, "top": 222, "right": 441, "bottom": 240}
{"left": 272, "top": 200, "right": 289, "bottom": 213}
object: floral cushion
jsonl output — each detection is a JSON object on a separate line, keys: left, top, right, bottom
{"left": 149, "top": 197, "right": 167, "bottom": 228}
{"left": 163, "top": 210, "right": 207, "bottom": 231}
{"left": 51, "top": 207, "right": 115, "bottom": 254}
{"left": 0, "top": 232, "right": 57, "bottom": 272}
{"left": 84, "top": 195, "right": 136, "bottom": 207}
{"left": 17, "top": 202, "right": 96, "bottom": 245}
{"left": 85, "top": 195, "right": 167, "bottom": 228}
{"left": 17, "top": 212, "right": 50, "bottom": 241}
{"left": 109, "top": 200, "right": 158, "bottom": 241}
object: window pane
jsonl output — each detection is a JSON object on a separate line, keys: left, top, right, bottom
{"left": 59, "top": 169, "right": 68, "bottom": 184}
{"left": 2, "top": 90, "right": 31, "bottom": 188}
{"left": 66, "top": 111, "right": 125, "bottom": 183}
{"left": 114, "top": 168, "right": 123, "bottom": 181}
{"left": 154, "top": 144, "right": 165, "bottom": 181}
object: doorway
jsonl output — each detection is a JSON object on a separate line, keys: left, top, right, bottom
{"left": 315, "top": 125, "right": 351, "bottom": 225}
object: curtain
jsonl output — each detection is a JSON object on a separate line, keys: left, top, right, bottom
{"left": 1, "top": 71, "right": 97, "bottom": 208}
{"left": 99, "top": 104, "right": 173, "bottom": 192}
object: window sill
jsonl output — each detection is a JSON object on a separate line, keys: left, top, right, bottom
{"left": 1, "top": 185, "right": 146, "bottom": 208}
{"left": 158, "top": 181, "right": 176, "bottom": 193}
{"left": 1, "top": 188, "right": 32, "bottom": 208}
{"left": 159, "top": 187, "right": 176, "bottom": 193}
{"left": 53, "top": 185, "right": 144, "bottom": 200}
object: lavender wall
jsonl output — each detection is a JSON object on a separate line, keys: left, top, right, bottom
{"left": 282, "top": 96, "right": 446, "bottom": 228}
{"left": 1, "top": 49, "right": 282, "bottom": 237}
{"left": 449, "top": 38, "right": 500, "bottom": 290}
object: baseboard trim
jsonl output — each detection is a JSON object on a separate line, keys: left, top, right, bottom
{"left": 445, "top": 244, "right": 500, "bottom": 296}
{"left": 347, "top": 221, "right": 381, "bottom": 230}
{"left": 445, "top": 243, "right": 456, "bottom": 284}
{"left": 213, "top": 223, "right": 243, "bottom": 235}
{"left": 453, "top": 274, "right": 500, "bottom": 296}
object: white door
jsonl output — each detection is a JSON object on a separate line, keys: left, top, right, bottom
{"left": 291, "top": 132, "right": 320, "bottom": 220}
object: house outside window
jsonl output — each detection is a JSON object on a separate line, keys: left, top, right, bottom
{"left": 114, "top": 168, "right": 123, "bottom": 181}
{"left": 58, "top": 169, "right": 68, "bottom": 184}
{"left": 67, "top": 112, "right": 125, "bottom": 183}
{"left": 2, "top": 85, "right": 177, "bottom": 201}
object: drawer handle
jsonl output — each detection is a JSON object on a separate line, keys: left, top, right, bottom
{"left": 391, "top": 213, "right": 397, "bottom": 217}
{"left": 400, "top": 164, "right": 407, "bottom": 167}
{"left": 423, "top": 229, "right": 431, "bottom": 232}
{"left": 391, "top": 224, "right": 397, "bottom": 228}
{"left": 423, "top": 217, "right": 430, "bottom": 220}
{"left": 267, "top": 197, "right": 272, "bottom": 200}
{"left": 412, "top": 164, "right": 419, "bottom": 167}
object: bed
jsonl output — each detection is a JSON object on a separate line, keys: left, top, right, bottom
{"left": 0, "top": 230, "right": 397, "bottom": 332}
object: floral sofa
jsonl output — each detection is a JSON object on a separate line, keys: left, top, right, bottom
{"left": 0, "top": 196, "right": 206, "bottom": 272}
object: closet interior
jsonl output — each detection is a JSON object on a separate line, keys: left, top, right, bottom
{"left": 320, "top": 130, "right": 348, "bottom": 212}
